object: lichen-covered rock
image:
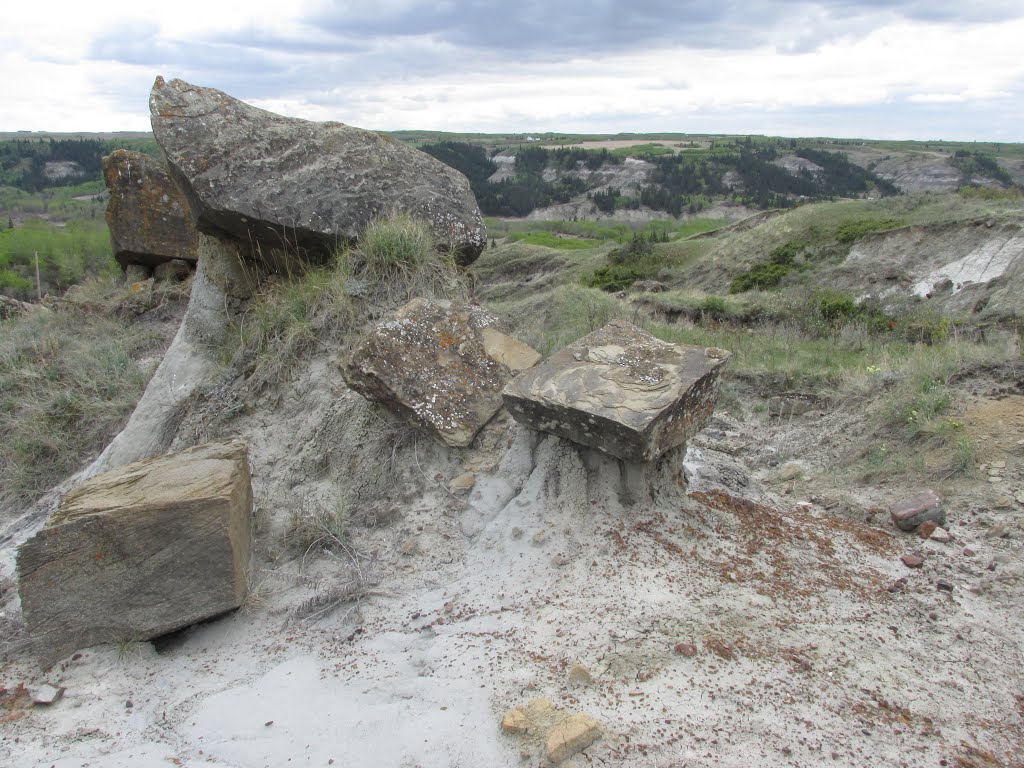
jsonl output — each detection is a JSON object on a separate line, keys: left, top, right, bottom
{"left": 16, "top": 440, "right": 253, "bottom": 667}
{"left": 149, "top": 77, "right": 486, "bottom": 265}
{"left": 103, "top": 149, "right": 199, "bottom": 270}
{"left": 341, "top": 298, "right": 539, "bottom": 448}
{"left": 503, "top": 320, "right": 730, "bottom": 462}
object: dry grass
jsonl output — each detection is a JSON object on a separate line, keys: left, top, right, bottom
{"left": 0, "top": 280, "right": 168, "bottom": 517}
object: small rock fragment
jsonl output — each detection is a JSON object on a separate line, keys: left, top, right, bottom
{"left": 674, "top": 642, "right": 698, "bottom": 657}
{"left": 399, "top": 537, "right": 420, "bottom": 556}
{"left": 531, "top": 530, "right": 547, "bottom": 546}
{"left": 449, "top": 473, "right": 476, "bottom": 494}
{"left": 31, "top": 684, "right": 64, "bottom": 706}
{"left": 511, "top": 527, "right": 524, "bottom": 539}
{"left": 889, "top": 490, "right": 945, "bottom": 532}
{"left": 936, "top": 580, "right": 954, "bottom": 592}
{"left": 568, "top": 663, "right": 594, "bottom": 686}
{"left": 545, "top": 712, "right": 601, "bottom": 764}
{"left": 901, "top": 552, "right": 925, "bottom": 568}
{"left": 501, "top": 708, "right": 530, "bottom": 735}
{"left": 930, "top": 527, "right": 953, "bottom": 543}
{"left": 918, "top": 520, "right": 938, "bottom": 539}
{"left": 888, "top": 577, "right": 909, "bottom": 592}
{"left": 777, "top": 462, "right": 803, "bottom": 482}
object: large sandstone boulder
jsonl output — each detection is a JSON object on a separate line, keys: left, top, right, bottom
{"left": 103, "top": 149, "right": 199, "bottom": 270}
{"left": 341, "top": 298, "right": 540, "bottom": 447}
{"left": 17, "top": 440, "right": 253, "bottom": 667}
{"left": 503, "top": 320, "right": 730, "bottom": 462}
{"left": 149, "top": 77, "right": 486, "bottom": 265}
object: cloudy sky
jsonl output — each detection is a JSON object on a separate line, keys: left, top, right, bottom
{"left": 3, "top": 0, "right": 1023, "bottom": 140}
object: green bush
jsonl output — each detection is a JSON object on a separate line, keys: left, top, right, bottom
{"left": 586, "top": 263, "right": 658, "bottom": 292}
{"left": 729, "top": 240, "right": 808, "bottom": 293}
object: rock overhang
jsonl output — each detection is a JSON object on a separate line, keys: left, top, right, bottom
{"left": 148, "top": 76, "right": 486, "bottom": 265}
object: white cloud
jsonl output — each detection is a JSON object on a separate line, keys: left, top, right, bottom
{"left": 1, "top": 2, "right": 1022, "bottom": 140}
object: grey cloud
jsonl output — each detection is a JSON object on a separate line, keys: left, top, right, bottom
{"left": 305, "top": 0, "right": 1022, "bottom": 56}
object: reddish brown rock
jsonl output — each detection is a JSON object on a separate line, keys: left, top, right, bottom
{"left": 103, "top": 149, "right": 198, "bottom": 270}
{"left": 890, "top": 490, "right": 945, "bottom": 532}
{"left": 901, "top": 552, "right": 925, "bottom": 568}
{"left": 918, "top": 520, "right": 938, "bottom": 539}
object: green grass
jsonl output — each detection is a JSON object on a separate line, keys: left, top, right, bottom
{"left": 0, "top": 217, "right": 115, "bottom": 299}
{"left": 505, "top": 231, "right": 599, "bottom": 250}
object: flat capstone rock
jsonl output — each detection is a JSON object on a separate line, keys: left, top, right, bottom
{"left": 502, "top": 320, "right": 730, "bottom": 462}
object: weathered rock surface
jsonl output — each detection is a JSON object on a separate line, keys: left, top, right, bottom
{"left": 503, "top": 320, "right": 730, "bottom": 462}
{"left": 545, "top": 712, "right": 602, "bottom": 764}
{"left": 17, "top": 440, "right": 253, "bottom": 667}
{"left": 149, "top": 77, "right": 486, "bottom": 264}
{"left": 341, "top": 298, "right": 539, "bottom": 448}
{"left": 890, "top": 489, "right": 946, "bottom": 532}
{"left": 103, "top": 149, "right": 199, "bottom": 270}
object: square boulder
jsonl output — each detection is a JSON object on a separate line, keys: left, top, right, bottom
{"left": 503, "top": 320, "right": 730, "bottom": 462}
{"left": 17, "top": 440, "right": 253, "bottom": 667}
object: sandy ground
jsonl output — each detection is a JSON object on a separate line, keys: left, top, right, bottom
{"left": 3, "top": 350, "right": 1024, "bottom": 767}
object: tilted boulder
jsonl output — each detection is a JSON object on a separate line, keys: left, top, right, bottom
{"left": 17, "top": 440, "right": 253, "bottom": 667}
{"left": 503, "top": 320, "right": 730, "bottom": 462}
{"left": 149, "top": 77, "right": 486, "bottom": 265}
{"left": 103, "top": 149, "right": 199, "bottom": 270}
{"left": 341, "top": 298, "right": 540, "bottom": 448}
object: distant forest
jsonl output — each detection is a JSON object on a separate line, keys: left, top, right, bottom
{"left": 0, "top": 137, "right": 159, "bottom": 192}
{"left": 420, "top": 139, "right": 901, "bottom": 217}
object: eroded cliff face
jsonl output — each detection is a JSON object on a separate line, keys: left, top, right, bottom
{"left": 842, "top": 219, "right": 1024, "bottom": 317}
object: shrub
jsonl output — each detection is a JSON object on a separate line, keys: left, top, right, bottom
{"left": 729, "top": 241, "right": 808, "bottom": 293}
{"left": 835, "top": 217, "right": 903, "bottom": 243}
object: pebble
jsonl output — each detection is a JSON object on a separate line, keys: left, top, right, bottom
{"left": 777, "top": 463, "right": 803, "bottom": 482}
{"left": 936, "top": 580, "right": 954, "bottom": 592}
{"left": 888, "top": 577, "right": 909, "bottom": 593}
{"left": 568, "top": 663, "right": 595, "bottom": 686}
{"left": 992, "top": 461, "right": 1007, "bottom": 469}
{"left": 674, "top": 642, "right": 698, "bottom": 657}
{"left": 31, "top": 684, "right": 64, "bottom": 706}
{"left": 985, "top": 522, "right": 1011, "bottom": 539}
{"left": 918, "top": 520, "right": 938, "bottom": 539}
{"left": 901, "top": 553, "right": 925, "bottom": 568}
{"left": 988, "top": 476, "right": 1003, "bottom": 484}
{"left": 930, "top": 527, "right": 953, "bottom": 543}
{"left": 531, "top": 530, "right": 547, "bottom": 545}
